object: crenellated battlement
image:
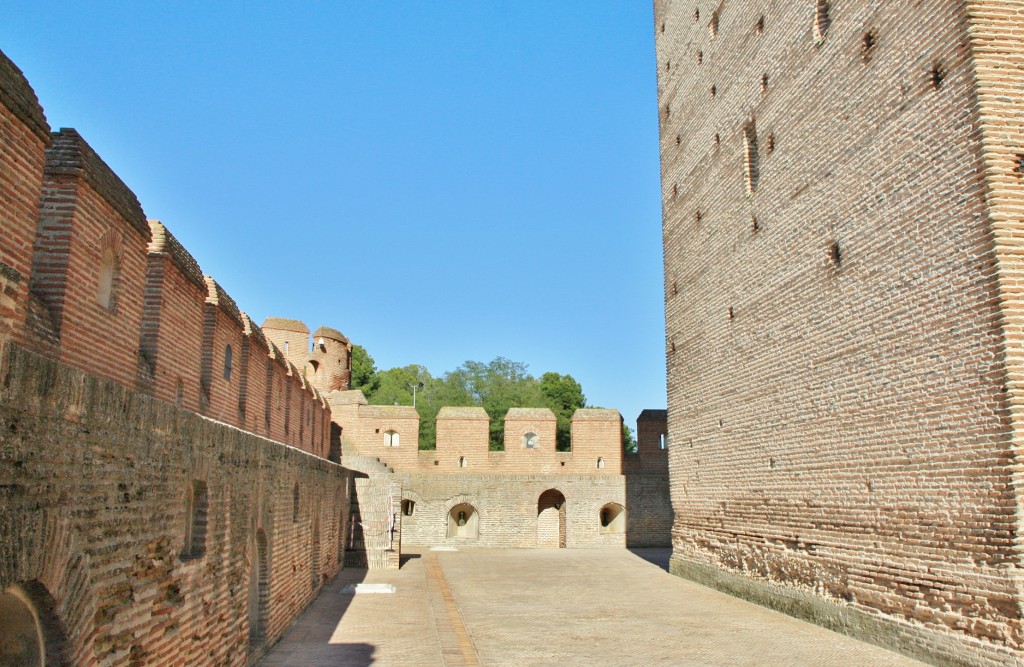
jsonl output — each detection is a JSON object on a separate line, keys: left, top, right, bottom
{"left": 326, "top": 389, "right": 661, "bottom": 476}
{"left": 0, "top": 47, "right": 330, "bottom": 459}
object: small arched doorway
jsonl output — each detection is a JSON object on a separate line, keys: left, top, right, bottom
{"left": 537, "top": 489, "right": 567, "bottom": 548}
{"left": 446, "top": 503, "right": 479, "bottom": 539}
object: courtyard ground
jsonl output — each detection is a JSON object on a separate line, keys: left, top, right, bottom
{"left": 257, "top": 548, "right": 926, "bottom": 667}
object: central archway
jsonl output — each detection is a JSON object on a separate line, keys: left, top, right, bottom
{"left": 537, "top": 489, "right": 566, "bottom": 548}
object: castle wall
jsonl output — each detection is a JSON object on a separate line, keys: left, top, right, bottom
{"left": 200, "top": 278, "right": 247, "bottom": 428}
{"left": 138, "top": 221, "right": 207, "bottom": 410}
{"left": 965, "top": 0, "right": 1024, "bottom": 617}
{"left": 500, "top": 407, "right": 559, "bottom": 473}
{"left": 435, "top": 407, "right": 490, "bottom": 468}
{"left": 625, "top": 410, "right": 672, "bottom": 547}
{"left": 336, "top": 399, "right": 634, "bottom": 476}
{"left": 33, "top": 129, "right": 150, "bottom": 388}
{"left": 0, "top": 342, "right": 349, "bottom": 666}
{"left": 240, "top": 313, "right": 271, "bottom": 437}
{"left": 0, "top": 53, "right": 48, "bottom": 349}
{"left": 656, "top": 1, "right": 1024, "bottom": 664}
{"left": 397, "top": 472, "right": 627, "bottom": 549}
{"left": 261, "top": 318, "right": 309, "bottom": 372}
{"left": 0, "top": 46, "right": 344, "bottom": 665}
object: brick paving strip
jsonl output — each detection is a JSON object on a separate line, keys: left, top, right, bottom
{"left": 424, "top": 552, "right": 482, "bottom": 666}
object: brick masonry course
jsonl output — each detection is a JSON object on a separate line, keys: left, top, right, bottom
{"left": 656, "top": 1, "right": 1024, "bottom": 664}
{"left": 0, "top": 343, "right": 349, "bottom": 665}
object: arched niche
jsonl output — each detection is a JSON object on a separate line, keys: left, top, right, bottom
{"left": 446, "top": 503, "right": 479, "bottom": 539}
{"left": 248, "top": 528, "right": 270, "bottom": 647}
{"left": 599, "top": 503, "right": 626, "bottom": 534}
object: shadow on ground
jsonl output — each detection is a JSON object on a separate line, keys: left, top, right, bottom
{"left": 628, "top": 547, "right": 672, "bottom": 571}
{"left": 259, "top": 565, "right": 374, "bottom": 666}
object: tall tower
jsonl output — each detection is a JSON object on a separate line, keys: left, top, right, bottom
{"left": 656, "top": 1, "right": 1024, "bottom": 664}
{"left": 308, "top": 326, "right": 351, "bottom": 393}
{"left": 261, "top": 317, "right": 309, "bottom": 369}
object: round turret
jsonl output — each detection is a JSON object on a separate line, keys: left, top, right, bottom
{"left": 308, "top": 326, "right": 351, "bottom": 392}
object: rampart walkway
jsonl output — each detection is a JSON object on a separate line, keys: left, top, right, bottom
{"left": 258, "top": 548, "right": 926, "bottom": 666}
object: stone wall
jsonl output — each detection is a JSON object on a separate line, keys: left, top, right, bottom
{"left": 655, "top": 1, "right": 1024, "bottom": 664}
{"left": 397, "top": 472, "right": 627, "bottom": 549}
{"left": 0, "top": 342, "right": 349, "bottom": 665}
{"left": 624, "top": 410, "right": 671, "bottom": 547}
{"left": 333, "top": 395, "right": 636, "bottom": 476}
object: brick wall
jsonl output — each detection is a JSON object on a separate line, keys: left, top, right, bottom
{"left": 335, "top": 396, "right": 631, "bottom": 476}
{"left": 0, "top": 342, "right": 348, "bottom": 666}
{"left": 435, "top": 406, "right": 490, "bottom": 468}
{"left": 32, "top": 129, "right": 150, "bottom": 388}
{"left": 397, "top": 472, "right": 627, "bottom": 549}
{"left": 310, "top": 326, "right": 351, "bottom": 393}
{"left": 656, "top": 1, "right": 1024, "bottom": 663}
{"left": 0, "top": 45, "right": 344, "bottom": 665}
{"left": 261, "top": 317, "right": 309, "bottom": 372}
{"left": 0, "top": 51, "right": 48, "bottom": 350}
{"left": 625, "top": 410, "right": 672, "bottom": 547}
{"left": 138, "top": 221, "right": 206, "bottom": 410}
{"left": 569, "top": 409, "right": 623, "bottom": 473}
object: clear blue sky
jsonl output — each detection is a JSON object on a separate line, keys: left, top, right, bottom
{"left": 2, "top": 3, "right": 666, "bottom": 427}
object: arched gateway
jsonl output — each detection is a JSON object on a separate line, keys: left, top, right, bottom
{"left": 537, "top": 489, "right": 566, "bottom": 548}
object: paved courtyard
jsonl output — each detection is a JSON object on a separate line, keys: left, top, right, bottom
{"left": 258, "top": 548, "right": 926, "bottom": 667}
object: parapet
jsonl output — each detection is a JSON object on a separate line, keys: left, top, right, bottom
{"left": 0, "top": 49, "right": 48, "bottom": 142}
{"left": 240, "top": 312, "right": 268, "bottom": 349}
{"left": 335, "top": 403, "right": 626, "bottom": 474}
{"left": 506, "top": 407, "right": 556, "bottom": 421}
{"left": 204, "top": 276, "right": 244, "bottom": 327}
{"left": 572, "top": 408, "right": 621, "bottom": 421}
{"left": 148, "top": 220, "right": 205, "bottom": 290}
{"left": 637, "top": 409, "right": 667, "bottom": 422}
{"left": 361, "top": 405, "right": 419, "bottom": 419}
{"left": 328, "top": 390, "right": 369, "bottom": 406}
{"left": 0, "top": 50, "right": 333, "bottom": 461}
{"left": 437, "top": 406, "right": 489, "bottom": 420}
{"left": 45, "top": 128, "right": 148, "bottom": 237}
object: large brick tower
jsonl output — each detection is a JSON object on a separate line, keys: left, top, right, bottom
{"left": 656, "top": 2, "right": 1024, "bottom": 664}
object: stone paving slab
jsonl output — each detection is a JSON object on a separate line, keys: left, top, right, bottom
{"left": 259, "top": 548, "right": 928, "bottom": 667}
{"left": 437, "top": 548, "right": 926, "bottom": 667}
{"left": 258, "top": 555, "right": 444, "bottom": 667}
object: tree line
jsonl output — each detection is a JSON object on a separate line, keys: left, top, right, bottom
{"left": 350, "top": 346, "right": 636, "bottom": 451}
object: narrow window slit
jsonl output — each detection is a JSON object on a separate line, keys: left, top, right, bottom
{"left": 814, "top": 0, "right": 831, "bottom": 44}
{"left": 862, "top": 32, "right": 876, "bottom": 63}
{"left": 743, "top": 121, "right": 760, "bottom": 195}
